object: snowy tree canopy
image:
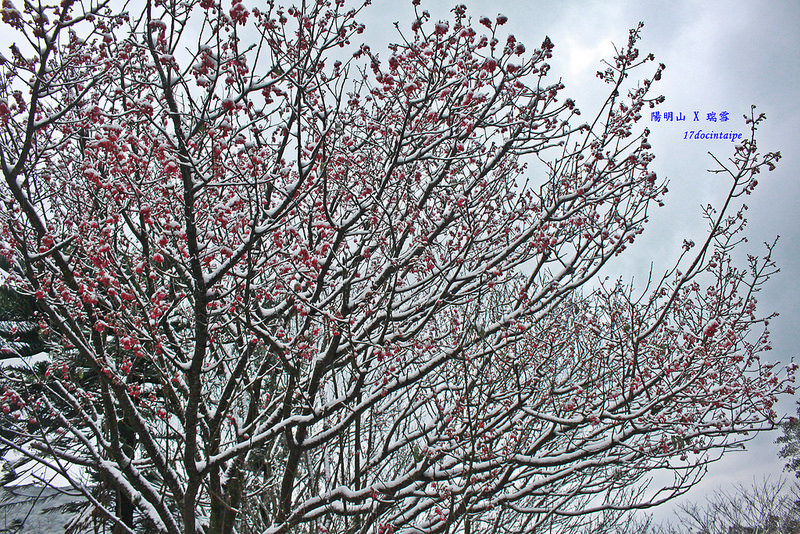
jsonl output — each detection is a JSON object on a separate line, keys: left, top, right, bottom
{"left": 0, "top": 1, "right": 790, "bottom": 533}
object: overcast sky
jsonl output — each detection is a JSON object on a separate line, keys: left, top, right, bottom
{"left": 359, "top": 0, "right": 800, "bottom": 521}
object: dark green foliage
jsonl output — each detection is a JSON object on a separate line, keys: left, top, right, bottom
{"left": 778, "top": 403, "right": 800, "bottom": 478}
{"left": 0, "top": 264, "right": 43, "bottom": 359}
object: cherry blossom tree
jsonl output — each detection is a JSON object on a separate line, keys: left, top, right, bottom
{"left": 0, "top": 1, "right": 791, "bottom": 533}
